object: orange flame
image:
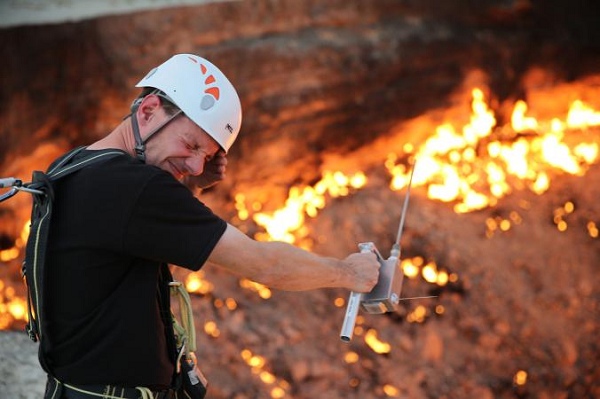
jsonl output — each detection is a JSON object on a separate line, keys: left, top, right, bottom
{"left": 0, "top": 220, "right": 30, "bottom": 262}
{"left": 387, "top": 91, "right": 599, "bottom": 213}
{"left": 238, "top": 171, "right": 366, "bottom": 247}
{"left": 0, "top": 280, "right": 28, "bottom": 329}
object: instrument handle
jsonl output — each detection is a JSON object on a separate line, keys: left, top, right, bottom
{"left": 340, "top": 244, "right": 374, "bottom": 342}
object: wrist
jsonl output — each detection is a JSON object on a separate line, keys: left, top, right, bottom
{"left": 333, "top": 258, "right": 353, "bottom": 289}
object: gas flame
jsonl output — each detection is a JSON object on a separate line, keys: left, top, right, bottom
{"left": 236, "top": 86, "right": 599, "bottom": 247}
{"left": 0, "top": 280, "right": 28, "bottom": 329}
{"left": 185, "top": 271, "right": 214, "bottom": 295}
{"left": 0, "top": 220, "right": 30, "bottom": 262}
{"left": 241, "top": 349, "right": 289, "bottom": 398}
{"left": 204, "top": 321, "right": 221, "bottom": 338}
{"left": 552, "top": 201, "right": 576, "bottom": 233}
{"left": 407, "top": 305, "right": 427, "bottom": 324}
{"left": 344, "top": 351, "right": 359, "bottom": 364}
{"left": 383, "top": 384, "right": 400, "bottom": 397}
{"left": 514, "top": 370, "right": 528, "bottom": 386}
{"left": 238, "top": 171, "right": 366, "bottom": 247}
{"left": 239, "top": 278, "right": 272, "bottom": 299}
{"left": 588, "top": 222, "right": 599, "bottom": 238}
{"left": 387, "top": 90, "right": 599, "bottom": 213}
{"left": 400, "top": 257, "right": 457, "bottom": 287}
{"left": 364, "top": 328, "right": 391, "bottom": 354}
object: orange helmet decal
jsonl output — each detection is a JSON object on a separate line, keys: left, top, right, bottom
{"left": 204, "top": 86, "right": 220, "bottom": 100}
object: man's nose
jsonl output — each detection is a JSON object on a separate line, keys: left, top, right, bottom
{"left": 185, "top": 156, "right": 205, "bottom": 176}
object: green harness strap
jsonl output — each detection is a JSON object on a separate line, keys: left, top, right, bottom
{"left": 170, "top": 281, "right": 197, "bottom": 364}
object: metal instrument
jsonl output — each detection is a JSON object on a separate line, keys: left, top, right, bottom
{"left": 340, "top": 160, "right": 420, "bottom": 342}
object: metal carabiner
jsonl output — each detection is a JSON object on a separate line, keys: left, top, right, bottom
{"left": 0, "top": 187, "right": 18, "bottom": 202}
{"left": 0, "top": 177, "right": 21, "bottom": 202}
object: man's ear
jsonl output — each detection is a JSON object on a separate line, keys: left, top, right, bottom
{"left": 137, "top": 94, "right": 162, "bottom": 125}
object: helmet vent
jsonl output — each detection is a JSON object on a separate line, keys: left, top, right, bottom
{"left": 201, "top": 94, "right": 215, "bottom": 110}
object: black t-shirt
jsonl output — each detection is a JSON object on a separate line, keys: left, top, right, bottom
{"left": 44, "top": 150, "right": 226, "bottom": 388}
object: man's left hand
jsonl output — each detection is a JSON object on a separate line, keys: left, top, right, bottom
{"left": 186, "top": 151, "right": 227, "bottom": 189}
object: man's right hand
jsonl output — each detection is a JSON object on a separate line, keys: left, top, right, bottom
{"left": 342, "top": 252, "right": 380, "bottom": 293}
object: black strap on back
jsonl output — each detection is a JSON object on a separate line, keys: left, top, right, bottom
{"left": 22, "top": 146, "right": 128, "bottom": 375}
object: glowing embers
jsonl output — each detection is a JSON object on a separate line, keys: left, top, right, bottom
{"left": 406, "top": 305, "right": 427, "bottom": 324}
{"left": 204, "top": 321, "right": 221, "bottom": 338}
{"left": 514, "top": 370, "right": 528, "bottom": 386}
{"left": 588, "top": 222, "right": 599, "bottom": 238}
{"left": 239, "top": 278, "right": 272, "bottom": 299}
{"left": 0, "top": 279, "right": 27, "bottom": 329}
{"left": 241, "top": 171, "right": 367, "bottom": 246}
{"left": 400, "top": 256, "right": 457, "bottom": 287}
{"left": 364, "top": 328, "right": 391, "bottom": 354}
{"left": 485, "top": 212, "right": 523, "bottom": 238}
{"left": 0, "top": 220, "right": 30, "bottom": 263}
{"left": 383, "top": 384, "right": 401, "bottom": 397}
{"left": 214, "top": 297, "right": 238, "bottom": 311}
{"left": 386, "top": 90, "right": 599, "bottom": 213}
{"left": 552, "top": 201, "right": 575, "bottom": 233}
{"left": 185, "top": 271, "right": 214, "bottom": 295}
{"left": 344, "top": 351, "right": 359, "bottom": 364}
{"left": 241, "top": 349, "right": 290, "bottom": 398}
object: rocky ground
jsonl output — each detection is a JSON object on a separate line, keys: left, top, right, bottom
{"left": 2, "top": 163, "right": 597, "bottom": 399}
{"left": 0, "top": 331, "right": 45, "bottom": 399}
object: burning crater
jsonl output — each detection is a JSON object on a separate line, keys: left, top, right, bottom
{"left": 1, "top": 1, "right": 599, "bottom": 398}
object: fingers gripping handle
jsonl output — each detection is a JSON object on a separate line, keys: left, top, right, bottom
{"left": 340, "top": 243, "right": 375, "bottom": 342}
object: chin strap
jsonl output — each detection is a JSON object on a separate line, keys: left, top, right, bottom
{"left": 129, "top": 92, "right": 183, "bottom": 163}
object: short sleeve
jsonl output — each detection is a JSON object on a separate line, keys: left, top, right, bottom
{"left": 123, "top": 172, "right": 227, "bottom": 270}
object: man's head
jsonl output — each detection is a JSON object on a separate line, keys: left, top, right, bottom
{"left": 129, "top": 54, "right": 242, "bottom": 176}
{"left": 134, "top": 92, "right": 221, "bottom": 180}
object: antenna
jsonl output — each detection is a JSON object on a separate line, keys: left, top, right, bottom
{"left": 395, "top": 159, "right": 417, "bottom": 247}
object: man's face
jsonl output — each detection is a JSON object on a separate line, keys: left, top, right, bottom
{"left": 142, "top": 105, "right": 221, "bottom": 181}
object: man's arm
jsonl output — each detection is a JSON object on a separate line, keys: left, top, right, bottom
{"left": 207, "top": 224, "right": 380, "bottom": 292}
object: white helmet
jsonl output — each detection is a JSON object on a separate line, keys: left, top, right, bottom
{"left": 136, "top": 54, "right": 242, "bottom": 153}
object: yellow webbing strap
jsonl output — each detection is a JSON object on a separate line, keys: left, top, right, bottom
{"left": 134, "top": 387, "right": 154, "bottom": 399}
{"left": 61, "top": 381, "right": 127, "bottom": 399}
{"left": 56, "top": 377, "right": 160, "bottom": 399}
{"left": 169, "top": 281, "right": 196, "bottom": 353}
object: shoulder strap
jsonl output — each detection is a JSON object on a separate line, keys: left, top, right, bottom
{"left": 46, "top": 147, "right": 128, "bottom": 181}
{"left": 23, "top": 147, "right": 127, "bottom": 376}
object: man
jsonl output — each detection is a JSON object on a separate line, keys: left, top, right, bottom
{"left": 42, "top": 54, "right": 379, "bottom": 398}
